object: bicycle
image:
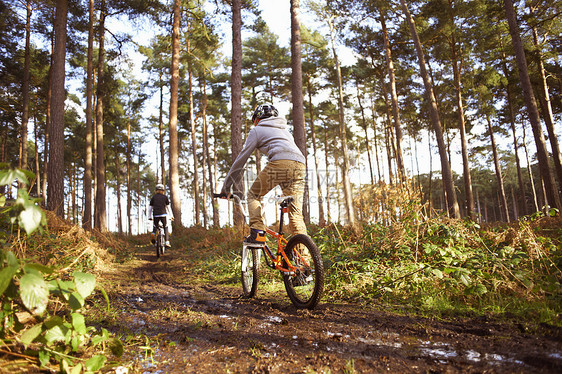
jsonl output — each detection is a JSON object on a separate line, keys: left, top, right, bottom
{"left": 153, "top": 221, "right": 165, "bottom": 259}
{"left": 213, "top": 193, "right": 324, "bottom": 309}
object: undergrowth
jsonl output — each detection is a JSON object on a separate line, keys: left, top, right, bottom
{"left": 313, "top": 213, "right": 562, "bottom": 325}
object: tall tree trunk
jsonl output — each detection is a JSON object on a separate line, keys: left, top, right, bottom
{"left": 33, "top": 114, "right": 40, "bottom": 196}
{"left": 231, "top": 0, "right": 244, "bottom": 225}
{"left": 83, "top": 0, "right": 94, "bottom": 230}
{"left": 486, "top": 115, "right": 510, "bottom": 222}
{"left": 327, "top": 16, "right": 355, "bottom": 225}
{"left": 116, "top": 155, "right": 123, "bottom": 234}
{"left": 202, "top": 75, "right": 219, "bottom": 227}
{"left": 46, "top": 0, "right": 67, "bottom": 217}
{"left": 94, "top": 1, "right": 107, "bottom": 232}
{"left": 42, "top": 64, "right": 52, "bottom": 204}
{"left": 399, "top": 0, "right": 460, "bottom": 218}
{"left": 323, "top": 121, "right": 331, "bottom": 223}
{"left": 169, "top": 0, "right": 182, "bottom": 225}
{"left": 522, "top": 124, "right": 540, "bottom": 212}
{"left": 187, "top": 45, "right": 200, "bottom": 226}
{"left": 20, "top": 0, "right": 32, "bottom": 175}
{"left": 159, "top": 72, "right": 166, "bottom": 186}
{"left": 290, "top": 0, "right": 310, "bottom": 225}
{"left": 503, "top": 0, "right": 560, "bottom": 209}
{"left": 306, "top": 76, "right": 325, "bottom": 226}
{"left": 290, "top": 0, "right": 306, "bottom": 155}
{"left": 126, "top": 91, "right": 132, "bottom": 234}
{"left": 448, "top": 0, "right": 474, "bottom": 219}
{"left": 355, "top": 80, "right": 374, "bottom": 185}
{"left": 500, "top": 49, "right": 527, "bottom": 216}
{"left": 531, "top": 21, "right": 562, "bottom": 198}
{"left": 380, "top": 11, "right": 405, "bottom": 183}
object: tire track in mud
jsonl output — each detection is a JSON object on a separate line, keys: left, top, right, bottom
{"left": 98, "top": 246, "right": 562, "bottom": 373}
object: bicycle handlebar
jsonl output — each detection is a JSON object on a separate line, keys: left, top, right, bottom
{"left": 212, "top": 193, "right": 241, "bottom": 203}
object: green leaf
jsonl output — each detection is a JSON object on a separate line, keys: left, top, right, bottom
{"left": 6, "top": 251, "right": 19, "bottom": 267}
{"left": 18, "top": 204, "right": 45, "bottom": 235}
{"left": 38, "top": 349, "right": 50, "bottom": 367}
{"left": 69, "top": 363, "right": 82, "bottom": 374}
{"left": 25, "top": 263, "right": 54, "bottom": 275}
{"left": 71, "top": 313, "right": 87, "bottom": 335}
{"left": 109, "top": 338, "right": 124, "bottom": 357}
{"left": 432, "top": 269, "right": 443, "bottom": 279}
{"left": 19, "top": 273, "right": 49, "bottom": 316}
{"left": 0, "top": 169, "right": 29, "bottom": 186}
{"left": 85, "top": 355, "right": 106, "bottom": 371}
{"left": 20, "top": 323, "right": 43, "bottom": 346}
{"left": 459, "top": 273, "right": 470, "bottom": 286}
{"left": 0, "top": 195, "right": 5, "bottom": 207}
{"left": 74, "top": 272, "right": 96, "bottom": 299}
{"left": 44, "top": 323, "right": 68, "bottom": 344}
{"left": 68, "top": 292, "right": 84, "bottom": 311}
{"left": 0, "top": 265, "right": 18, "bottom": 296}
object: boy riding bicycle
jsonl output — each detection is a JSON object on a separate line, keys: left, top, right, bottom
{"left": 220, "top": 104, "right": 306, "bottom": 245}
{"left": 148, "top": 183, "right": 174, "bottom": 247}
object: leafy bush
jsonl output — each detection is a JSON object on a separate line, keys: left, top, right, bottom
{"left": 1, "top": 166, "right": 122, "bottom": 372}
{"left": 313, "top": 211, "right": 562, "bottom": 324}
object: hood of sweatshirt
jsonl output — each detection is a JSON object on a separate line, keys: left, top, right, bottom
{"left": 256, "top": 116, "right": 289, "bottom": 130}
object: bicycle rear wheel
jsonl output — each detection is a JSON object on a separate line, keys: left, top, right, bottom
{"left": 282, "top": 234, "right": 324, "bottom": 309}
{"left": 156, "top": 231, "right": 163, "bottom": 258}
{"left": 241, "top": 245, "right": 260, "bottom": 298}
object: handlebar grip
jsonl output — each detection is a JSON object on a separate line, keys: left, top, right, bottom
{"left": 213, "top": 192, "right": 229, "bottom": 199}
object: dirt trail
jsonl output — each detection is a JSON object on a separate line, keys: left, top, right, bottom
{"left": 96, "top": 245, "right": 562, "bottom": 373}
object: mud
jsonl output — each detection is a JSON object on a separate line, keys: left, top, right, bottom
{"left": 95, "top": 245, "right": 562, "bottom": 373}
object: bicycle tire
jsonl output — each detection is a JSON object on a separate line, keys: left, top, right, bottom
{"left": 282, "top": 234, "right": 324, "bottom": 309}
{"left": 156, "top": 230, "right": 163, "bottom": 258}
{"left": 241, "top": 245, "right": 259, "bottom": 298}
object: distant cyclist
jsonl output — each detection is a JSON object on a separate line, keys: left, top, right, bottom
{"left": 220, "top": 103, "right": 306, "bottom": 245}
{"left": 148, "top": 183, "right": 173, "bottom": 247}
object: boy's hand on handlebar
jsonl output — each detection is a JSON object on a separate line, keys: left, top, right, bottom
{"left": 213, "top": 191, "right": 232, "bottom": 199}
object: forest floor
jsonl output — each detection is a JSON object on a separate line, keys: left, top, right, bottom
{"left": 91, "top": 240, "right": 562, "bottom": 374}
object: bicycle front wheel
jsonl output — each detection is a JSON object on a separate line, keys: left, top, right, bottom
{"left": 241, "top": 245, "right": 260, "bottom": 298}
{"left": 283, "top": 234, "right": 324, "bottom": 309}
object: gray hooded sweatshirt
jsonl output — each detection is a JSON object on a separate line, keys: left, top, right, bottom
{"left": 222, "top": 116, "right": 305, "bottom": 193}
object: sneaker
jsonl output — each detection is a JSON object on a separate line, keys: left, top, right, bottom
{"left": 165, "top": 241, "right": 171, "bottom": 248}
{"left": 243, "top": 228, "right": 266, "bottom": 246}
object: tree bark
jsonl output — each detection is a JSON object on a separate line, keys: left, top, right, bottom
{"left": 531, "top": 22, "right": 562, "bottom": 199}
{"left": 399, "top": 0, "right": 460, "bottom": 218}
{"left": 503, "top": 0, "right": 560, "bottom": 209}
{"left": 20, "top": 0, "right": 32, "bottom": 175}
{"left": 46, "top": 0, "right": 68, "bottom": 217}
{"left": 290, "top": 0, "right": 306, "bottom": 155}
{"left": 231, "top": 0, "right": 244, "bottom": 225}
{"left": 306, "top": 76, "right": 325, "bottom": 226}
{"left": 202, "top": 74, "right": 219, "bottom": 227}
{"left": 327, "top": 16, "right": 355, "bottom": 225}
{"left": 447, "top": 0, "right": 474, "bottom": 220}
{"left": 83, "top": 0, "right": 94, "bottom": 230}
{"left": 380, "top": 12, "right": 405, "bottom": 184}
{"left": 187, "top": 42, "right": 200, "bottom": 226}
{"left": 94, "top": 1, "right": 107, "bottom": 232}
{"left": 486, "top": 115, "right": 510, "bottom": 222}
{"left": 159, "top": 72, "right": 166, "bottom": 186}
{"left": 169, "top": 0, "right": 182, "bottom": 225}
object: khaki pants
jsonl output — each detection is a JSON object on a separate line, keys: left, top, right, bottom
{"left": 247, "top": 160, "right": 306, "bottom": 235}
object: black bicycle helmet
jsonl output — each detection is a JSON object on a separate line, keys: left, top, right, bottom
{"left": 252, "top": 104, "right": 278, "bottom": 123}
